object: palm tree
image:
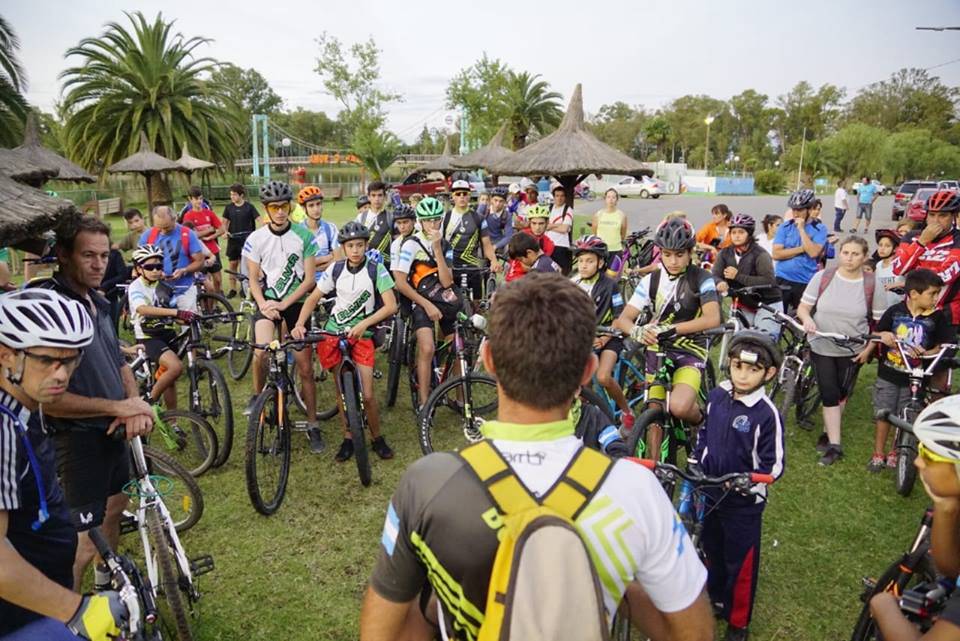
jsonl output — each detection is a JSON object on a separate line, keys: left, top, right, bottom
{"left": 60, "top": 12, "right": 240, "bottom": 196}
{"left": 0, "top": 16, "right": 27, "bottom": 146}
{"left": 503, "top": 72, "right": 563, "bottom": 149}
{"left": 353, "top": 127, "right": 401, "bottom": 182}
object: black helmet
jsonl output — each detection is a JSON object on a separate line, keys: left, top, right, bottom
{"left": 490, "top": 185, "right": 509, "bottom": 198}
{"left": 787, "top": 188, "right": 816, "bottom": 210}
{"left": 356, "top": 195, "right": 370, "bottom": 209}
{"left": 654, "top": 218, "right": 696, "bottom": 251}
{"left": 728, "top": 330, "right": 783, "bottom": 370}
{"left": 392, "top": 204, "right": 416, "bottom": 221}
{"left": 338, "top": 221, "right": 371, "bottom": 244}
{"left": 259, "top": 180, "right": 293, "bottom": 204}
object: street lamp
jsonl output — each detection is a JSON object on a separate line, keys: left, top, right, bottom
{"left": 734, "top": 155, "right": 740, "bottom": 175}
{"left": 703, "top": 116, "right": 715, "bottom": 170}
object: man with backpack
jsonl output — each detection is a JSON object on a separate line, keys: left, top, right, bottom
{"left": 361, "top": 273, "right": 713, "bottom": 641}
{"left": 136, "top": 206, "right": 206, "bottom": 312}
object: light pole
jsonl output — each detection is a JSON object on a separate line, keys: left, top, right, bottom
{"left": 703, "top": 116, "right": 715, "bottom": 171}
{"left": 734, "top": 155, "right": 740, "bottom": 176}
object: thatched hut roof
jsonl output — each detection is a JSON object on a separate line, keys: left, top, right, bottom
{"left": 417, "top": 137, "right": 461, "bottom": 174}
{"left": 492, "top": 84, "right": 648, "bottom": 178}
{"left": 13, "top": 112, "right": 95, "bottom": 184}
{"left": 0, "top": 173, "right": 77, "bottom": 249}
{"left": 0, "top": 148, "right": 59, "bottom": 185}
{"left": 452, "top": 123, "right": 515, "bottom": 171}
{"left": 107, "top": 132, "right": 180, "bottom": 174}
{"left": 175, "top": 143, "right": 215, "bottom": 173}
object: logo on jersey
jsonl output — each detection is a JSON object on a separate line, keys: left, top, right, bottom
{"left": 266, "top": 254, "right": 302, "bottom": 300}
{"left": 381, "top": 502, "right": 400, "bottom": 556}
{"left": 334, "top": 290, "right": 372, "bottom": 325}
{"left": 732, "top": 415, "right": 752, "bottom": 433}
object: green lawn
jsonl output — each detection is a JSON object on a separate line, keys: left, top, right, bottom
{"left": 40, "top": 205, "right": 932, "bottom": 639}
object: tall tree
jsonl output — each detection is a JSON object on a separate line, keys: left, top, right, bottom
{"left": 446, "top": 54, "right": 512, "bottom": 149}
{"left": 590, "top": 102, "right": 647, "bottom": 158}
{"left": 643, "top": 116, "right": 672, "bottom": 161}
{"left": 211, "top": 65, "right": 283, "bottom": 118}
{"left": 821, "top": 123, "right": 886, "bottom": 181}
{"left": 773, "top": 81, "right": 845, "bottom": 150}
{"left": 503, "top": 71, "right": 563, "bottom": 149}
{"left": 847, "top": 68, "right": 959, "bottom": 134}
{"left": 271, "top": 108, "right": 344, "bottom": 147}
{"left": 0, "top": 16, "right": 27, "bottom": 146}
{"left": 59, "top": 11, "right": 241, "bottom": 182}
{"left": 659, "top": 95, "right": 730, "bottom": 169}
{"left": 728, "top": 89, "right": 775, "bottom": 166}
{"left": 352, "top": 128, "right": 401, "bottom": 181}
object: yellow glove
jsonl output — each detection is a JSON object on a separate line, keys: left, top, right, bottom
{"left": 67, "top": 593, "right": 127, "bottom": 641}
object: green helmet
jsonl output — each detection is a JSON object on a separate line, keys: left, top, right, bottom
{"left": 416, "top": 197, "right": 444, "bottom": 220}
{"left": 525, "top": 204, "right": 550, "bottom": 220}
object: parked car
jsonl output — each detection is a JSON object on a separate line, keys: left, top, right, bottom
{"left": 450, "top": 172, "right": 488, "bottom": 195}
{"left": 892, "top": 180, "right": 938, "bottom": 220}
{"left": 615, "top": 175, "right": 662, "bottom": 199}
{"left": 393, "top": 171, "right": 448, "bottom": 200}
{"left": 906, "top": 187, "right": 939, "bottom": 223}
{"left": 938, "top": 179, "right": 959, "bottom": 191}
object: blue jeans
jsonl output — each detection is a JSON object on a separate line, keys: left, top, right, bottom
{"left": 1, "top": 618, "right": 81, "bottom": 641}
{"left": 833, "top": 207, "right": 845, "bottom": 232}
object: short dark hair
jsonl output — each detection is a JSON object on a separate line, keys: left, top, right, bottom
{"left": 367, "top": 181, "right": 387, "bottom": 195}
{"left": 812, "top": 199, "right": 823, "bottom": 210}
{"left": 711, "top": 203, "right": 732, "bottom": 220}
{"left": 229, "top": 183, "right": 245, "bottom": 196}
{"left": 507, "top": 233, "right": 540, "bottom": 259}
{"left": 57, "top": 215, "right": 111, "bottom": 254}
{"left": 187, "top": 186, "right": 203, "bottom": 199}
{"left": 905, "top": 268, "right": 943, "bottom": 295}
{"left": 123, "top": 208, "right": 143, "bottom": 221}
{"left": 487, "top": 273, "right": 595, "bottom": 410}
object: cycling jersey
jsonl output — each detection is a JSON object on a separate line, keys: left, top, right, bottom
{"left": 392, "top": 232, "right": 454, "bottom": 288}
{"left": 181, "top": 207, "right": 223, "bottom": 254}
{"left": 242, "top": 223, "right": 316, "bottom": 301}
{"left": 137, "top": 224, "right": 205, "bottom": 290}
{"left": 572, "top": 272, "right": 624, "bottom": 325}
{"left": 371, "top": 418, "right": 707, "bottom": 640}
{"left": 316, "top": 258, "right": 394, "bottom": 331}
{"left": 356, "top": 209, "right": 394, "bottom": 262}
{"left": 628, "top": 264, "right": 720, "bottom": 356}
{"left": 893, "top": 228, "right": 960, "bottom": 324}
{"left": 442, "top": 208, "right": 489, "bottom": 268}
{"left": 0, "top": 392, "right": 76, "bottom": 635}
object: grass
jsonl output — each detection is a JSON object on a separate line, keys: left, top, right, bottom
{"left": 29, "top": 206, "right": 933, "bottom": 639}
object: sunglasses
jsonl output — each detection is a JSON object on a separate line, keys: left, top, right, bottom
{"left": 22, "top": 349, "right": 85, "bottom": 371}
{"left": 919, "top": 442, "right": 956, "bottom": 465}
{"left": 140, "top": 263, "right": 164, "bottom": 271}
{"left": 452, "top": 191, "right": 470, "bottom": 196}
{"left": 266, "top": 202, "right": 291, "bottom": 214}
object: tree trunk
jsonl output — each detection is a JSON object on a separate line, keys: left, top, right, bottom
{"left": 153, "top": 174, "right": 173, "bottom": 207}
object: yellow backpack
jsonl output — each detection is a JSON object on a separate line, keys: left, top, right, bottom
{"left": 457, "top": 439, "right": 614, "bottom": 641}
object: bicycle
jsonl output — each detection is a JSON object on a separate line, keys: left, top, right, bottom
{"left": 591, "top": 327, "right": 647, "bottom": 421}
{"left": 872, "top": 339, "right": 958, "bottom": 496}
{"left": 88, "top": 526, "right": 161, "bottom": 641}
{"left": 715, "top": 284, "right": 786, "bottom": 370}
{"left": 617, "top": 227, "right": 654, "bottom": 300}
{"left": 218, "top": 269, "right": 257, "bottom": 380}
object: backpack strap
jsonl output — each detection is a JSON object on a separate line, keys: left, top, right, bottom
{"left": 147, "top": 227, "right": 160, "bottom": 245}
{"left": 542, "top": 447, "right": 612, "bottom": 521}
{"left": 817, "top": 266, "right": 838, "bottom": 300}
{"left": 649, "top": 268, "right": 661, "bottom": 311}
{"left": 179, "top": 225, "right": 192, "bottom": 256}
{"left": 459, "top": 441, "right": 538, "bottom": 514}
{"left": 331, "top": 259, "right": 345, "bottom": 284}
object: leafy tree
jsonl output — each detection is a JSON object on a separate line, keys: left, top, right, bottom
{"left": 780, "top": 139, "right": 834, "bottom": 186}
{"left": 503, "top": 71, "right": 563, "bottom": 149}
{"left": 590, "top": 102, "right": 647, "bottom": 157}
{"left": 660, "top": 95, "right": 730, "bottom": 169}
{"left": 271, "top": 108, "right": 345, "bottom": 147}
{"left": 211, "top": 65, "right": 283, "bottom": 118}
{"left": 643, "top": 116, "right": 672, "bottom": 160}
{"left": 882, "top": 129, "right": 936, "bottom": 183}
{"left": 773, "top": 81, "right": 845, "bottom": 150}
{"left": 754, "top": 169, "right": 786, "bottom": 194}
{"left": 314, "top": 32, "right": 402, "bottom": 139}
{"left": 352, "top": 128, "right": 401, "bottom": 181}
{"left": 847, "top": 68, "right": 958, "bottom": 134}
{"left": 0, "top": 16, "right": 27, "bottom": 146}
{"left": 728, "top": 89, "right": 775, "bottom": 166}
{"left": 446, "top": 54, "right": 512, "bottom": 149}
{"left": 821, "top": 123, "right": 886, "bottom": 181}
{"left": 59, "top": 11, "right": 241, "bottom": 189}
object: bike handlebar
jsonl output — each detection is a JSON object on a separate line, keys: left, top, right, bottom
{"left": 628, "top": 457, "right": 775, "bottom": 486}
{"left": 224, "top": 269, "right": 249, "bottom": 281}
{"left": 758, "top": 304, "right": 869, "bottom": 345}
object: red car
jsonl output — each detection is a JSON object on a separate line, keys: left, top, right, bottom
{"left": 906, "top": 187, "right": 939, "bottom": 223}
{"left": 393, "top": 171, "right": 449, "bottom": 200}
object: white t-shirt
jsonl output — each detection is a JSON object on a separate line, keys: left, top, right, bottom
{"left": 873, "top": 259, "right": 902, "bottom": 312}
{"left": 546, "top": 205, "right": 574, "bottom": 248}
{"left": 834, "top": 187, "right": 848, "bottom": 210}
{"left": 127, "top": 277, "right": 172, "bottom": 339}
{"left": 242, "top": 224, "right": 316, "bottom": 301}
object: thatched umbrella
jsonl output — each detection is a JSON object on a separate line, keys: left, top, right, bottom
{"left": 107, "top": 132, "right": 179, "bottom": 217}
{"left": 417, "top": 136, "right": 461, "bottom": 176}
{"left": 175, "top": 142, "right": 216, "bottom": 179}
{"left": 0, "top": 173, "right": 78, "bottom": 251}
{"left": 13, "top": 112, "right": 95, "bottom": 186}
{"left": 492, "top": 84, "right": 651, "bottom": 204}
{"left": 452, "top": 123, "right": 515, "bottom": 183}
{"left": 0, "top": 148, "right": 59, "bottom": 186}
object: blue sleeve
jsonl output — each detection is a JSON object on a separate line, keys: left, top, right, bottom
{"left": 809, "top": 224, "right": 828, "bottom": 245}
{"left": 772, "top": 224, "right": 787, "bottom": 246}
{"left": 755, "top": 407, "right": 785, "bottom": 479}
{"left": 137, "top": 230, "right": 149, "bottom": 246}
{"left": 495, "top": 217, "right": 514, "bottom": 250}
{"left": 187, "top": 230, "right": 204, "bottom": 255}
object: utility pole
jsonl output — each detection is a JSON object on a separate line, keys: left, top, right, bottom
{"left": 796, "top": 127, "right": 807, "bottom": 190}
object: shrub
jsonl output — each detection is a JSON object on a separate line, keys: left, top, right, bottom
{"left": 755, "top": 169, "right": 786, "bottom": 194}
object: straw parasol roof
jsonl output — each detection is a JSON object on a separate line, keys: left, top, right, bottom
{"left": 417, "top": 136, "right": 461, "bottom": 175}
{"left": 492, "top": 84, "right": 649, "bottom": 180}
{"left": 452, "top": 123, "right": 515, "bottom": 172}
{"left": 0, "top": 173, "right": 78, "bottom": 250}
{"left": 0, "top": 148, "right": 59, "bottom": 186}
{"left": 175, "top": 142, "right": 215, "bottom": 174}
{"left": 13, "top": 112, "right": 95, "bottom": 184}
{"left": 108, "top": 132, "right": 179, "bottom": 214}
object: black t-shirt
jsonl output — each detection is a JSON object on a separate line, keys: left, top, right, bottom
{"left": 443, "top": 208, "right": 489, "bottom": 268}
{"left": 223, "top": 202, "right": 259, "bottom": 241}
{"left": 875, "top": 302, "right": 955, "bottom": 385}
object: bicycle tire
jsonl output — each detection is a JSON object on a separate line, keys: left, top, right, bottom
{"left": 386, "top": 316, "right": 406, "bottom": 408}
{"left": 895, "top": 430, "right": 919, "bottom": 497}
{"left": 419, "top": 373, "right": 499, "bottom": 455}
{"left": 341, "top": 372, "right": 372, "bottom": 487}
{"left": 142, "top": 445, "right": 205, "bottom": 533}
{"left": 291, "top": 357, "right": 339, "bottom": 421}
{"left": 197, "top": 292, "right": 235, "bottom": 358}
{"left": 776, "top": 365, "right": 798, "bottom": 425}
{"left": 610, "top": 600, "right": 632, "bottom": 641}
{"left": 192, "top": 360, "right": 233, "bottom": 468}
{"left": 145, "top": 507, "right": 193, "bottom": 641}
{"left": 625, "top": 406, "right": 666, "bottom": 459}
{"left": 226, "top": 312, "right": 254, "bottom": 380}
{"left": 795, "top": 366, "right": 821, "bottom": 426}
{"left": 244, "top": 385, "right": 291, "bottom": 515}
{"left": 156, "top": 409, "right": 218, "bottom": 477}
{"left": 849, "top": 549, "right": 934, "bottom": 641}
{"left": 579, "top": 385, "right": 617, "bottom": 423}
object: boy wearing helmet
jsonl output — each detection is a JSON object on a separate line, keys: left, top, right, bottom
{"left": 613, "top": 218, "right": 722, "bottom": 458}
{"left": 0, "top": 290, "right": 129, "bottom": 640}
{"left": 293, "top": 222, "right": 399, "bottom": 462}
{"left": 572, "top": 235, "right": 633, "bottom": 431}
{"left": 127, "top": 245, "right": 196, "bottom": 410}
{"left": 772, "top": 189, "right": 828, "bottom": 313}
{"left": 505, "top": 205, "right": 555, "bottom": 282}
{"left": 712, "top": 214, "right": 783, "bottom": 338}
{"left": 242, "top": 181, "right": 321, "bottom": 439}
{"left": 689, "top": 331, "right": 785, "bottom": 641}
{"left": 298, "top": 186, "right": 342, "bottom": 274}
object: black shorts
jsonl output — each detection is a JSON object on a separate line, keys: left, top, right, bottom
{"left": 599, "top": 336, "right": 624, "bottom": 357}
{"left": 452, "top": 268, "right": 485, "bottom": 302}
{"left": 143, "top": 329, "right": 178, "bottom": 362}
{"left": 226, "top": 239, "right": 245, "bottom": 261}
{"left": 54, "top": 430, "right": 131, "bottom": 531}
{"left": 253, "top": 302, "right": 304, "bottom": 333}
{"left": 205, "top": 253, "right": 223, "bottom": 274}
{"left": 411, "top": 303, "right": 456, "bottom": 336}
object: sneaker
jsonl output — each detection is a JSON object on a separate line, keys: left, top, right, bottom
{"left": 819, "top": 444, "right": 844, "bottom": 466}
{"left": 725, "top": 625, "right": 749, "bottom": 641}
{"left": 887, "top": 450, "right": 898, "bottom": 469}
{"left": 371, "top": 436, "right": 395, "bottom": 460}
{"left": 815, "top": 432, "right": 829, "bottom": 454}
{"left": 334, "top": 438, "right": 354, "bottom": 462}
{"left": 620, "top": 412, "right": 635, "bottom": 438}
{"left": 866, "top": 454, "right": 885, "bottom": 473}
{"left": 242, "top": 395, "right": 257, "bottom": 417}
{"left": 306, "top": 426, "right": 325, "bottom": 453}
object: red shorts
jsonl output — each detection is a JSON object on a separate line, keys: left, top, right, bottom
{"left": 317, "top": 335, "right": 375, "bottom": 370}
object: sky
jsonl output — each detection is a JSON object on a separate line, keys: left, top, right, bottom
{"left": 6, "top": 0, "right": 960, "bottom": 145}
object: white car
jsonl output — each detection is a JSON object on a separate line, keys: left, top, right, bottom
{"left": 852, "top": 181, "right": 890, "bottom": 196}
{"left": 613, "top": 176, "right": 662, "bottom": 199}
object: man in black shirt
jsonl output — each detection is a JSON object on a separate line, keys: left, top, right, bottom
{"left": 222, "top": 183, "right": 259, "bottom": 297}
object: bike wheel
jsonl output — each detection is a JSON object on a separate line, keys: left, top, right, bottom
{"left": 419, "top": 373, "right": 498, "bottom": 455}
{"left": 191, "top": 360, "right": 233, "bottom": 468}
{"left": 226, "top": 311, "right": 254, "bottom": 381}
{"left": 145, "top": 507, "right": 194, "bottom": 641}
{"left": 142, "top": 446, "right": 205, "bottom": 533}
{"left": 895, "top": 430, "right": 919, "bottom": 497}
{"left": 610, "top": 599, "right": 632, "bottom": 641}
{"left": 197, "top": 292, "right": 235, "bottom": 356}
{"left": 776, "top": 365, "right": 798, "bottom": 425}
{"left": 244, "top": 385, "right": 291, "bottom": 515}
{"left": 850, "top": 550, "right": 934, "bottom": 640}
{"left": 385, "top": 316, "right": 406, "bottom": 408}
{"left": 341, "top": 372, "right": 372, "bottom": 487}
{"left": 291, "top": 355, "right": 338, "bottom": 420}
{"left": 579, "top": 385, "right": 617, "bottom": 423}
{"left": 155, "top": 409, "right": 218, "bottom": 477}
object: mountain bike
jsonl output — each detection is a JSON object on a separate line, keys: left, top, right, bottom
{"left": 617, "top": 227, "right": 654, "bottom": 300}
{"left": 715, "top": 284, "right": 785, "bottom": 370}
{"left": 385, "top": 309, "right": 410, "bottom": 408}
{"left": 89, "top": 526, "right": 161, "bottom": 641}
{"left": 219, "top": 269, "right": 257, "bottom": 380}
{"left": 591, "top": 327, "right": 647, "bottom": 421}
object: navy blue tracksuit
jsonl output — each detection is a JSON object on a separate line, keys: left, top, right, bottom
{"left": 690, "top": 382, "right": 785, "bottom": 630}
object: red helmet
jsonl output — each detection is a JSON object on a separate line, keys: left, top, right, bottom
{"left": 928, "top": 189, "right": 960, "bottom": 214}
{"left": 297, "top": 185, "right": 324, "bottom": 205}
{"left": 573, "top": 235, "right": 609, "bottom": 262}
{"left": 875, "top": 229, "right": 900, "bottom": 245}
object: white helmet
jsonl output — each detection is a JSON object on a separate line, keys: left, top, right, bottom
{"left": 507, "top": 183, "right": 521, "bottom": 194}
{"left": 451, "top": 179, "right": 471, "bottom": 192}
{"left": 0, "top": 290, "right": 94, "bottom": 350}
{"left": 132, "top": 243, "right": 164, "bottom": 265}
{"left": 914, "top": 394, "right": 960, "bottom": 462}
{"left": 519, "top": 177, "right": 536, "bottom": 190}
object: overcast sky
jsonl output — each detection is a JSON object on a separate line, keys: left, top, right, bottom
{"left": 7, "top": 0, "right": 960, "bottom": 144}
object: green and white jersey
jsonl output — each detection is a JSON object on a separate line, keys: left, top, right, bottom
{"left": 316, "top": 258, "right": 395, "bottom": 331}
{"left": 242, "top": 223, "right": 316, "bottom": 301}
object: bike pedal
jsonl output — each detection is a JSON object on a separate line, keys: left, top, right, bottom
{"left": 860, "top": 577, "right": 877, "bottom": 602}
{"left": 292, "top": 421, "right": 308, "bottom": 432}
{"left": 119, "top": 513, "right": 138, "bottom": 536}
{"left": 373, "top": 370, "right": 383, "bottom": 380}
{"left": 190, "top": 555, "right": 215, "bottom": 577}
